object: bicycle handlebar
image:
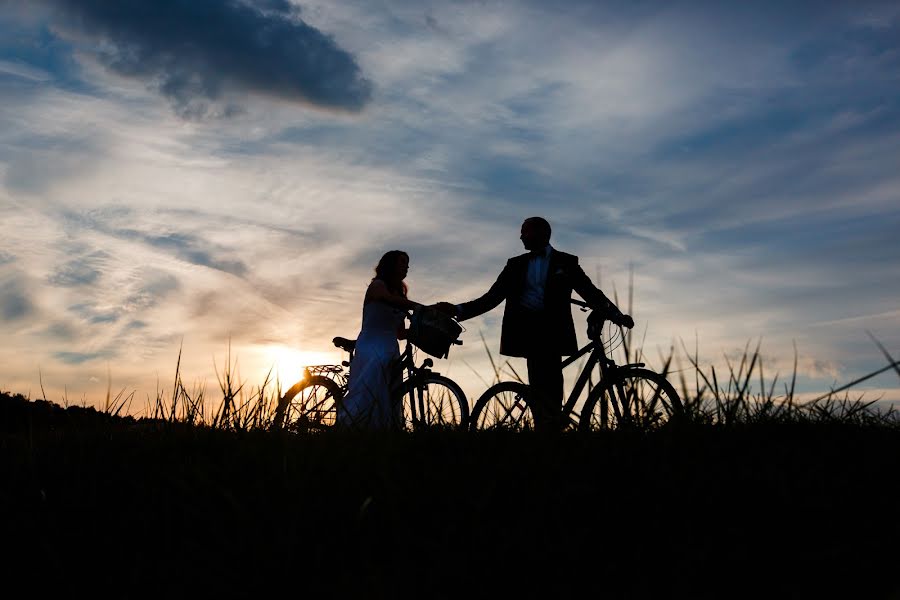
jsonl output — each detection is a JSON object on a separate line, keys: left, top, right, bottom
{"left": 571, "top": 298, "right": 634, "bottom": 329}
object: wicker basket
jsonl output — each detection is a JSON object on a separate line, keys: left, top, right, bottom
{"left": 407, "top": 306, "right": 462, "bottom": 359}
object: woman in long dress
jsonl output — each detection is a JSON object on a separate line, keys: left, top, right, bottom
{"left": 337, "top": 250, "right": 423, "bottom": 429}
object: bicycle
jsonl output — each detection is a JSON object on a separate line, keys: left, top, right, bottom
{"left": 469, "top": 299, "right": 682, "bottom": 432}
{"left": 272, "top": 328, "right": 469, "bottom": 432}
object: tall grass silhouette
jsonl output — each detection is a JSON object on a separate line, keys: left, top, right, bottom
{"left": 139, "top": 340, "right": 282, "bottom": 430}
{"left": 113, "top": 328, "right": 899, "bottom": 432}
{"left": 20, "top": 278, "right": 900, "bottom": 431}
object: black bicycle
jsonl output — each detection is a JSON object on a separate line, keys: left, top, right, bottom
{"left": 469, "top": 299, "right": 682, "bottom": 431}
{"left": 272, "top": 331, "right": 468, "bottom": 432}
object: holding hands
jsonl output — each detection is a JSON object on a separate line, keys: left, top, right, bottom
{"left": 428, "top": 300, "right": 631, "bottom": 328}
{"left": 430, "top": 302, "right": 458, "bottom": 318}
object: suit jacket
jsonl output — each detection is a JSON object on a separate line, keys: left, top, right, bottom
{"left": 458, "top": 250, "right": 617, "bottom": 357}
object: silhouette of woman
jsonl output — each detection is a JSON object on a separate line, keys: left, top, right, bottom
{"left": 337, "top": 250, "right": 423, "bottom": 429}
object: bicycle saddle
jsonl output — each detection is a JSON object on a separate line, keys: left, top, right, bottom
{"left": 332, "top": 337, "right": 356, "bottom": 353}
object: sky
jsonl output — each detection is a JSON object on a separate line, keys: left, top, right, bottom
{"left": 1, "top": 0, "right": 899, "bottom": 413}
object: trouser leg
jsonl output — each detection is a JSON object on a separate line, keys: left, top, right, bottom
{"left": 526, "top": 353, "right": 563, "bottom": 431}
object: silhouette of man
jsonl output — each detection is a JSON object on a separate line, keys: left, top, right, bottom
{"left": 436, "top": 217, "right": 633, "bottom": 430}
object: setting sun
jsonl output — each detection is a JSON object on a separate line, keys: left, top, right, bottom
{"left": 262, "top": 345, "right": 343, "bottom": 388}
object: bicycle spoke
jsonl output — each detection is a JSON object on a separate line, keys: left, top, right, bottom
{"left": 472, "top": 383, "right": 534, "bottom": 431}
{"left": 279, "top": 378, "right": 342, "bottom": 432}
{"left": 637, "top": 379, "right": 669, "bottom": 425}
{"left": 580, "top": 369, "right": 682, "bottom": 432}
{"left": 616, "top": 381, "right": 631, "bottom": 424}
{"left": 509, "top": 399, "right": 531, "bottom": 428}
{"left": 400, "top": 375, "right": 468, "bottom": 430}
{"left": 495, "top": 397, "right": 524, "bottom": 427}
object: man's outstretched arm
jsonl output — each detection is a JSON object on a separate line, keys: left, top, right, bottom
{"left": 570, "top": 261, "right": 634, "bottom": 328}
{"left": 435, "top": 261, "right": 512, "bottom": 322}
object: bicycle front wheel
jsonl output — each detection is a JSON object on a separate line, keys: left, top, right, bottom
{"left": 469, "top": 381, "right": 535, "bottom": 431}
{"left": 578, "top": 368, "right": 682, "bottom": 432}
{"left": 398, "top": 374, "right": 469, "bottom": 430}
{"left": 273, "top": 375, "right": 344, "bottom": 433}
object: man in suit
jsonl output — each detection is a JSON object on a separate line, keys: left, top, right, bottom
{"left": 436, "top": 217, "right": 633, "bottom": 430}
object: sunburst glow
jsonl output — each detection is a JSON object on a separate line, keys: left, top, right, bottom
{"left": 264, "top": 346, "right": 343, "bottom": 388}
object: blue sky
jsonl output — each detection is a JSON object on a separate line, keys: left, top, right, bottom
{"left": 1, "top": 0, "right": 898, "bottom": 411}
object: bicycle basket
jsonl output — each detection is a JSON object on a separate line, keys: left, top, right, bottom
{"left": 407, "top": 306, "right": 463, "bottom": 359}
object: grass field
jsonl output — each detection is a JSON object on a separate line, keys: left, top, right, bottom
{"left": 5, "top": 329, "right": 900, "bottom": 597}
{"left": 3, "top": 386, "right": 900, "bottom": 599}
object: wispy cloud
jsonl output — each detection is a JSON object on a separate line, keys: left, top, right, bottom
{"left": 0, "top": 59, "right": 52, "bottom": 82}
{"left": 54, "top": 349, "right": 114, "bottom": 365}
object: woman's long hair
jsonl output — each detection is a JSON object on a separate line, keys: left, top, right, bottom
{"left": 373, "top": 250, "right": 409, "bottom": 297}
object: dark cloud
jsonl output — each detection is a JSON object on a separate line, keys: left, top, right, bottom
{"left": 124, "top": 270, "right": 180, "bottom": 310}
{"left": 44, "top": 0, "right": 372, "bottom": 118}
{"left": 68, "top": 302, "right": 120, "bottom": 324}
{"left": 41, "top": 321, "right": 78, "bottom": 340}
{"left": 0, "top": 289, "right": 32, "bottom": 321}
{"left": 160, "top": 207, "right": 333, "bottom": 245}
{"left": 249, "top": 0, "right": 293, "bottom": 14}
{"left": 142, "top": 233, "right": 247, "bottom": 276}
{"left": 89, "top": 311, "right": 119, "bottom": 324}
{"left": 61, "top": 210, "right": 249, "bottom": 277}
{"left": 54, "top": 350, "right": 114, "bottom": 365}
{"left": 47, "top": 250, "right": 109, "bottom": 287}
{"left": 1, "top": 278, "right": 33, "bottom": 321}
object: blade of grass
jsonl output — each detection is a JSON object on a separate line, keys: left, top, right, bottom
{"left": 808, "top": 360, "right": 900, "bottom": 403}
{"left": 479, "top": 329, "right": 501, "bottom": 385}
{"left": 866, "top": 331, "right": 900, "bottom": 382}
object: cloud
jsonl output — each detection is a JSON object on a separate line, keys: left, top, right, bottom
{"left": 68, "top": 302, "right": 120, "bottom": 324}
{"left": 139, "top": 232, "right": 248, "bottom": 277}
{"left": 0, "top": 59, "right": 52, "bottom": 82}
{"left": 43, "top": 0, "right": 372, "bottom": 118}
{"left": 47, "top": 250, "right": 109, "bottom": 287}
{"left": 40, "top": 321, "right": 78, "bottom": 340}
{"left": 124, "top": 271, "right": 180, "bottom": 311}
{"left": 798, "top": 356, "right": 843, "bottom": 380}
{"left": 2, "top": 132, "right": 106, "bottom": 195}
{"left": 54, "top": 350, "right": 113, "bottom": 364}
{"left": 62, "top": 210, "right": 249, "bottom": 277}
{"left": 0, "top": 273, "right": 33, "bottom": 321}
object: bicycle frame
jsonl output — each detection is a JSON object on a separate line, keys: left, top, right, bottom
{"left": 558, "top": 326, "right": 646, "bottom": 426}
{"left": 390, "top": 342, "right": 441, "bottom": 424}
{"left": 280, "top": 317, "right": 468, "bottom": 431}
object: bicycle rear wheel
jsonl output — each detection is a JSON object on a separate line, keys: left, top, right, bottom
{"left": 398, "top": 374, "right": 469, "bottom": 430}
{"left": 578, "top": 368, "right": 682, "bottom": 432}
{"left": 469, "top": 381, "right": 535, "bottom": 431}
{"left": 273, "top": 375, "right": 343, "bottom": 432}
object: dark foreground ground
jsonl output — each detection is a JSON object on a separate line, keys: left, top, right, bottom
{"left": 2, "top": 391, "right": 899, "bottom": 599}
